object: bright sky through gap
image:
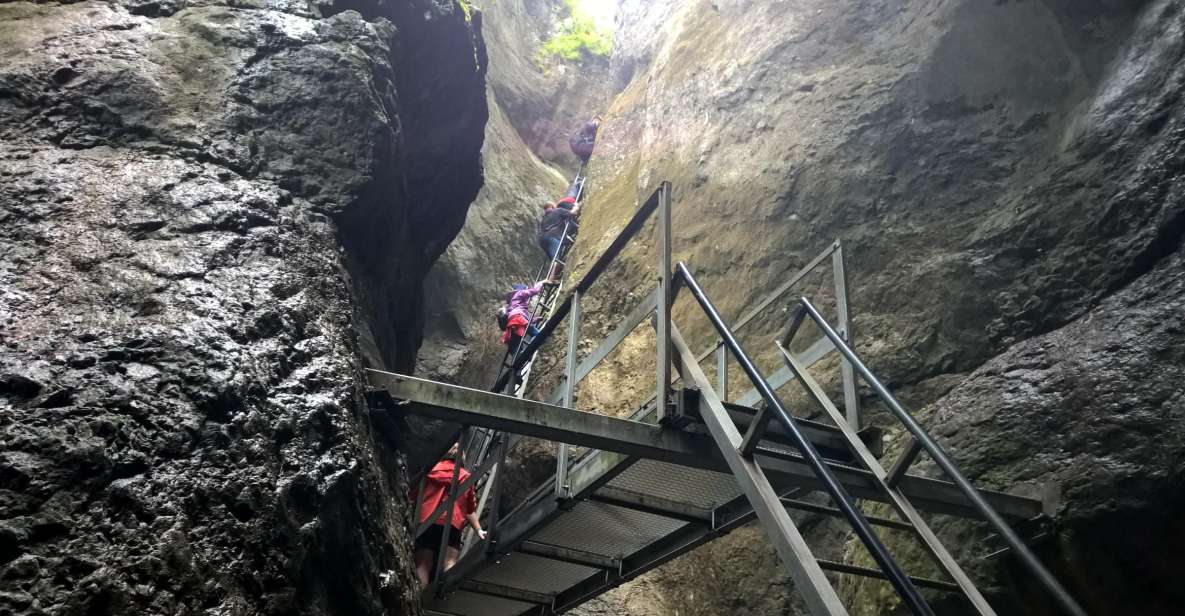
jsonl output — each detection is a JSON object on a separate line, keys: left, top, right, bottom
{"left": 576, "top": 0, "right": 617, "bottom": 31}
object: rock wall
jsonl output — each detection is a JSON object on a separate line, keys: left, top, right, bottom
{"left": 0, "top": 1, "right": 486, "bottom": 614}
{"left": 556, "top": 0, "right": 1185, "bottom": 614}
{"left": 482, "top": 0, "right": 615, "bottom": 170}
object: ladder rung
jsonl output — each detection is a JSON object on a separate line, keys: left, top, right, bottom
{"left": 815, "top": 559, "right": 961, "bottom": 593}
{"left": 779, "top": 497, "right": 914, "bottom": 532}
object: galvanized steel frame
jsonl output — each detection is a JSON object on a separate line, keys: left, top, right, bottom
{"left": 381, "top": 176, "right": 1082, "bottom": 616}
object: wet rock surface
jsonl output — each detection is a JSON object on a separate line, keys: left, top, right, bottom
{"left": 0, "top": 1, "right": 486, "bottom": 614}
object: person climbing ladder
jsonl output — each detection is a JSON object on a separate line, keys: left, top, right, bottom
{"left": 501, "top": 281, "right": 554, "bottom": 349}
{"left": 538, "top": 200, "right": 580, "bottom": 273}
{"left": 569, "top": 115, "right": 601, "bottom": 164}
{"left": 411, "top": 442, "right": 486, "bottom": 587}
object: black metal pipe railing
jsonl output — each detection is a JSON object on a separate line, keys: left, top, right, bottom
{"left": 796, "top": 297, "right": 1088, "bottom": 616}
{"left": 673, "top": 262, "right": 935, "bottom": 616}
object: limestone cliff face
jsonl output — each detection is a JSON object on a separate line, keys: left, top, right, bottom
{"left": 483, "top": 0, "right": 614, "bottom": 170}
{"left": 0, "top": 1, "right": 486, "bottom": 614}
{"left": 558, "top": 0, "right": 1185, "bottom": 614}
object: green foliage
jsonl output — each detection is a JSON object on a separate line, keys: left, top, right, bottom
{"left": 537, "top": 0, "right": 612, "bottom": 65}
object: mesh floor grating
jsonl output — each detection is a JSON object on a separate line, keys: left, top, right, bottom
{"left": 427, "top": 590, "right": 537, "bottom": 616}
{"left": 530, "top": 500, "right": 691, "bottom": 557}
{"left": 604, "top": 458, "right": 742, "bottom": 509}
{"left": 472, "top": 552, "right": 600, "bottom": 595}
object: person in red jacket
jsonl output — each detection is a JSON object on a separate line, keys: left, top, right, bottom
{"left": 412, "top": 443, "right": 487, "bottom": 586}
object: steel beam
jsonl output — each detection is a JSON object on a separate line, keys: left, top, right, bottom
{"left": 738, "top": 404, "right": 771, "bottom": 458}
{"left": 685, "top": 398, "right": 876, "bottom": 459}
{"left": 816, "top": 560, "right": 960, "bottom": 594}
{"left": 557, "top": 290, "right": 582, "bottom": 499}
{"left": 779, "top": 497, "right": 914, "bottom": 532}
{"left": 589, "top": 485, "right": 713, "bottom": 524}
{"left": 516, "top": 541, "right": 620, "bottom": 571}
{"left": 434, "top": 433, "right": 465, "bottom": 586}
{"left": 371, "top": 371, "right": 720, "bottom": 467}
{"left": 369, "top": 370, "right": 1042, "bottom": 521}
{"left": 656, "top": 180, "right": 673, "bottom": 422}
{"left": 831, "top": 243, "right": 861, "bottom": 430}
{"left": 670, "top": 324, "right": 851, "bottom": 616}
{"left": 735, "top": 335, "right": 835, "bottom": 407}
{"left": 715, "top": 342, "right": 728, "bottom": 400}
{"left": 459, "top": 580, "right": 553, "bottom": 605}
{"left": 692, "top": 242, "right": 840, "bottom": 366}
{"left": 887, "top": 437, "right": 923, "bottom": 489}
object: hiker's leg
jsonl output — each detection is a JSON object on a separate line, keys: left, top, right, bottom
{"left": 443, "top": 545, "right": 462, "bottom": 572}
{"left": 414, "top": 548, "right": 434, "bottom": 586}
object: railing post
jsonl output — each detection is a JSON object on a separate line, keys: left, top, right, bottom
{"left": 434, "top": 428, "right": 466, "bottom": 587}
{"left": 656, "top": 181, "right": 673, "bottom": 422}
{"left": 411, "top": 472, "right": 428, "bottom": 536}
{"left": 486, "top": 435, "right": 509, "bottom": 551}
{"left": 715, "top": 342, "right": 728, "bottom": 401}
{"left": 832, "top": 242, "right": 860, "bottom": 430}
{"left": 557, "top": 290, "right": 581, "bottom": 499}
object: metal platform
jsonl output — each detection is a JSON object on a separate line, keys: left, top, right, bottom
{"left": 370, "top": 371, "right": 1045, "bottom": 616}
{"left": 378, "top": 180, "right": 1086, "bottom": 616}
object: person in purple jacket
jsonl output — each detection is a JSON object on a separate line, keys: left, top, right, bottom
{"left": 500, "top": 281, "right": 555, "bottom": 351}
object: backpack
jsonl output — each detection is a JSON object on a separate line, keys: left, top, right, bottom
{"left": 496, "top": 305, "right": 510, "bottom": 331}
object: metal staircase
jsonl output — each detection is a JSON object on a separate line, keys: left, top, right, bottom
{"left": 370, "top": 180, "right": 1088, "bottom": 616}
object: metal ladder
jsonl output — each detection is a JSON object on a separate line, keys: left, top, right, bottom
{"left": 669, "top": 262, "right": 1088, "bottom": 616}
{"left": 456, "top": 165, "right": 591, "bottom": 558}
{"left": 492, "top": 163, "right": 588, "bottom": 399}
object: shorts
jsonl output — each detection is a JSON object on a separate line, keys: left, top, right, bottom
{"left": 415, "top": 523, "right": 462, "bottom": 551}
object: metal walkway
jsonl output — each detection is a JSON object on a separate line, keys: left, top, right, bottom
{"left": 369, "top": 182, "right": 1087, "bottom": 616}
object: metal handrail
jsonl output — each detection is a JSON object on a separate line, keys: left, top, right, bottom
{"left": 490, "top": 184, "right": 665, "bottom": 394}
{"left": 672, "top": 262, "right": 935, "bottom": 616}
{"left": 795, "top": 297, "right": 1088, "bottom": 616}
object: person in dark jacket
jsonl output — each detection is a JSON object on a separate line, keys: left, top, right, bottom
{"left": 569, "top": 115, "right": 601, "bottom": 162}
{"left": 411, "top": 443, "right": 486, "bottom": 586}
{"left": 538, "top": 201, "right": 580, "bottom": 261}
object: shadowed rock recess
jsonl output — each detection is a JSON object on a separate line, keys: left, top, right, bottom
{"left": 0, "top": 1, "right": 485, "bottom": 614}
